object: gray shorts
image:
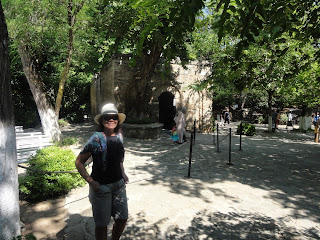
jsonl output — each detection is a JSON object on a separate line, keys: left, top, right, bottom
{"left": 89, "top": 179, "right": 128, "bottom": 227}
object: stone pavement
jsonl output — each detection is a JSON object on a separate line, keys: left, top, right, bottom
{"left": 20, "top": 122, "right": 320, "bottom": 239}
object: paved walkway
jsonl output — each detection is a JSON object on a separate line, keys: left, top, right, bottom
{"left": 20, "top": 122, "right": 320, "bottom": 239}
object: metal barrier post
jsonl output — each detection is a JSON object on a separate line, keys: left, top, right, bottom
{"left": 227, "top": 128, "right": 234, "bottom": 165}
{"left": 216, "top": 123, "right": 220, "bottom": 152}
{"left": 193, "top": 120, "right": 196, "bottom": 145}
{"left": 239, "top": 122, "right": 243, "bottom": 151}
{"left": 186, "top": 132, "right": 193, "bottom": 178}
{"left": 213, "top": 122, "right": 216, "bottom": 145}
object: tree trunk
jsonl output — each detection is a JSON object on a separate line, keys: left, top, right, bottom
{"left": 0, "top": 3, "right": 21, "bottom": 238}
{"left": 55, "top": 27, "right": 73, "bottom": 118}
{"left": 267, "top": 90, "right": 275, "bottom": 131}
{"left": 299, "top": 116, "right": 312, "bottom": 131}
{"left": 124, "top": 43, "right": 163, "bottom": 118}
{"left": 55, "top": 0, "right": 86, "bottom": 118}
{"left": 299, "top": 106, "right": 312, "bottom": 131}
{"left": 18, "top": 44, "right": 61, "bottom": 141}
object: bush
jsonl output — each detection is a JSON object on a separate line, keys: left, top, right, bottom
{"left": 19, "top": 146, "right": 86, "bottom": 202}
{"left": 280, "top": 114, "right": 288, "bottom": 125}
{"left": 54, "top": 137, "right": 78, "bottom": 147}
{"left": 237, "top": 123, "right": 256, "bottom": 136}
{"left": 58, "top": 118, "right": 69, "bottom": 127}
{"left": 257, "top": 116, "right": 264, "bottom": 124}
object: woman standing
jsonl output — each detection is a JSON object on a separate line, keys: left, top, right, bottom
{"left": 75, "top": 103, "right": 128, "bottom": 240}
{"left": 175, "top": 107, "right": 187, "bottom": 143}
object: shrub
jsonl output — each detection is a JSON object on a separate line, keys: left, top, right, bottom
{"left": 237, "top": 123, "right": 256, "bottom": 136}
{"left": 258, "top": 116, "right": 264, "bottom": 124}
{"left": 58, "top": 118, "right": 69, "bottom": 127}
{"left": 54, "top": 137, "right": 78, "bottom": 147}
{"left": 280, "top": 114, "right": 288, "bottom": 125}
{"left": 19, "top": 146, "right": 86, "bottom": 202}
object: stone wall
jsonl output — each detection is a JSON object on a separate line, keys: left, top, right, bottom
{"left": 91, "top": 55, "right": 213, "bottom": 131}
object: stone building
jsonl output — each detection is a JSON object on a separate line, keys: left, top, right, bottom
{"left": 91, "top": 55, "right": 213, "bottom": 131}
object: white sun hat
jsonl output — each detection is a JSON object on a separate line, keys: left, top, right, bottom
{"left": 94, "top": 103, "right": 126, "bottom": 124}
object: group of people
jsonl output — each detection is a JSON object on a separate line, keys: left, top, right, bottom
{"left": 218, "top": 109, "right": 231, "bottom": 126}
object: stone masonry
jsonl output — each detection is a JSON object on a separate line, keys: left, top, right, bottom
{"left": 91, "top": 55, "right": 213, "bottom": 131}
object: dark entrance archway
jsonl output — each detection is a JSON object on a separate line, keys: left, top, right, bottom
{"left": 158, "top": 91, "right": 176, "bottom": 130}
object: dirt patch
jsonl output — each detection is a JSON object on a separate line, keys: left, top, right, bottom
{"left": 20, "top": 197, "right": 66, "bottom": 239}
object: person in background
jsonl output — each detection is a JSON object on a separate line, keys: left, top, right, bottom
{"left": 75, "top": 103, "right": 128, "bottom": 240}
{"left": 175, "top": 107, "right": 187, "bottom": 144}
{"left": 170, "top": 125, "right": 179, "bottom": 144}
{"left": 314, "top": 121, "right": 319, "bottom": 143}
{"left": 286, "top": 111, "right": 293, "bottom": 130}
{"left": 313, "top": 112, "right": 320, "bottom": 126}
{"left": 272, "top": 109, "right": 278, "bottom": 132}
{"left": 219, "top": 112, "right": 224, "bottom": 126}
{"left": 224, "top": 109, "right": 230, "bottom": 125}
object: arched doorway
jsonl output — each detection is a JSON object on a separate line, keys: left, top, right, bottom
{"left": 158, "top": 91, "right": 176, "bottom": 130}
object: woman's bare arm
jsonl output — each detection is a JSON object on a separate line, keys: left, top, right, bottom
{"left": 75, "top": 152, "right": 100, "bottom": 191}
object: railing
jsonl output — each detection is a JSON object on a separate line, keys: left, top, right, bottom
{"left": 16, "top": 127, "right": 53, "bottom": 163}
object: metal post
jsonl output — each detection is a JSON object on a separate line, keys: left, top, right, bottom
{"left": 186, "top": 132, "right": 193, "bottom": 178}
{"left": 227, "top": 128, "right": 234, "bottom": 165}
{"left": 239, "top": 122, "right": 242, "bottom": 150}
{"left": 216, "top": 123, "right": 220, "bottom": 152}
{"left": 213, "top": 122, "right": 216, "bottom": 145}
{"left": 193, "top": 120, "right": 196, "bottom": 145}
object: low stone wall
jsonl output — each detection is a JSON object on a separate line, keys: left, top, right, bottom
{"left": 121, "top": 123, "right": 164, "bottom": 139}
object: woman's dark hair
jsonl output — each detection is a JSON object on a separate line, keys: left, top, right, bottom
{"left": 96, "top": 115, "right": 121, "bottom": 133}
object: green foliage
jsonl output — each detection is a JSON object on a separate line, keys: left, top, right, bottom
{"left": 280, "top": 114, "right": 288, "bottom": 125}
{"left": 5, "top": 0, "right": 93, "bottom": 125}
{"left": 58, "top": 118, "right": 69, "bottom": 127}
{"left": 54, "top": 137, "right": 78, "bottom": 147}
{"left": 237, "top": 123, "right": 256, "bottom": 136}
{"left": 214, "top": 0, "right": 320, "bottom": 57}
{"left": 19, "top": 146, "right": 85, "bottom": 202}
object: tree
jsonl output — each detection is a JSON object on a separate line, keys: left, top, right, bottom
{"left": 281, "top": 60, "right": 320, "bottom": 130}
{"left": 55, "top": 0, "right": 86, "bottom": 118}
{"left": 4, "top": 0, "right": 64, "bottom": 140}
{"left": 187, "top": 3, "right": 319, "bottom": 131}
{"left": 18, "top": 43, "right": 61, "bottom": 141}
{"left": 188, "top": 1, "right": 319, "bottom": 130}
{"left": 243, "top": 40, "right": 312, "bottom": 130}
{"left": 91, "top": 0, "right": 205, "bottom": 118}
{"left": 213, "top": 0, "right": 320, "bottom": 57}
{"left": 124, "top": 0, "right": 205, "bottom": 118}
{"left": 0, "top": 2, "right": 21, "bottom": 238}
{"left": 4, "top": 0, "right": 95, "bottom": 138}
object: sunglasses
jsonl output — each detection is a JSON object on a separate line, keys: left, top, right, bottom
{"left": 102, "top": 114, "right": 119, "bottom": 121}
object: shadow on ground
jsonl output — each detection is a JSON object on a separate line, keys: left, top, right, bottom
{"left": 121, "top": 124, "right": 320, "bottom": 239}
{"left": 58, "top": 210, "right": 318, "bottom": 240}
{"left": 21, "top": 122, "right": 319, "bottom": 239}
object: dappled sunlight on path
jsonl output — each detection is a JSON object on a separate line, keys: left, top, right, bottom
{"left": 20, "top": 122, "right": 320, "bottom": 239}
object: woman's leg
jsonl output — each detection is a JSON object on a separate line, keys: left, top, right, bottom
{"left": 178, "top": 129, "right": 184, "bottom": 143}
{"left": 95, "top": 226, "right": 107, "bottom": 240}
{"left": 89, "top": 186, "right": 112, "bottom": 240}
{"left": 111, "top": 180, "right": 128, "bottom": 239}
{"left": 112, "top": 219, "right": 127, "bottom": 240}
